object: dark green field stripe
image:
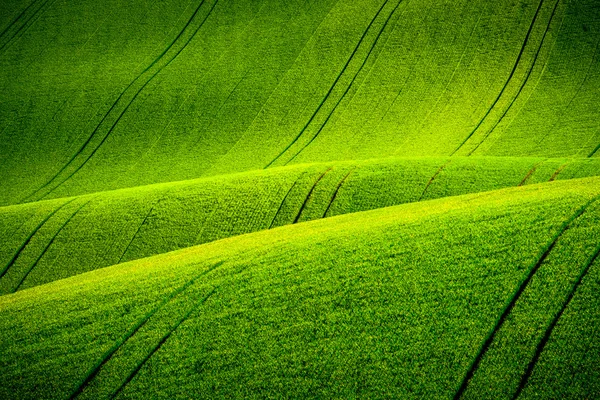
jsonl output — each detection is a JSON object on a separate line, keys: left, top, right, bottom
{"left": 293, "top": 167, "right": 333, "bottom": 224}
{"left": 12, "top": 199, "right": 91, "bottom": 292}
{"left": 512, "top": 242, "right": 600, "bottom": 399}
{"left": 116, "top": 205, "right": 157, "bottom": 265}
{"left": 43, "top": 0, "right": 221, "bottom": 199}
{"left": 468, "top": 0, "right": 562, "bottom": 156}
{"left": 450, "top": 0, "right": 546, "bottom": 156}
{"left": 265, "top": 0, "right": 392, "bottom": 168}
{"left": 0, "top": 0, "right": 38, "bottom": 43}
{"left": 269, "top": 175, "right": 303, "bottom": 229}
{"left": 109, "top": 287, "right": 218, "bottom": 399}
{"left": 24, "top": 0, "right": 219, "bottom": 202}
{"left": 519, "top": 159, "right": 546, "bottom": 186}
{"left": 0, "top": 198, "right": 75, "bottom": 280}
{"left": 69, "top": 260, "right": 224, "bottom": 400}
{"left": 453, "top": 195, "right": 599, "bottom": 400}
{"left": 284, "top": 0, "right": 405, "bottom": 164}
{"left": 548, "top": 161, "right": 569, "bottom": 181}
{"left": 418, "top": 159, "right": 451, "bottom": 201}
{"left": 322, "top": 167, "right": 356, "bottom": 218}
{"left": 0, "top": 0, "right": 54, "bottom": 53}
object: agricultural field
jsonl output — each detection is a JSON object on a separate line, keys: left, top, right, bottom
{"left": 0, "top": 0, "right": 599, "bottom": 398}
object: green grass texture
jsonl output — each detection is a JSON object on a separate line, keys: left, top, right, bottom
{"left": 2, "top": 178, "right": 600, "bottom": 398}
{"left": 1, "top": 0, "right": 600, "bottom": 398}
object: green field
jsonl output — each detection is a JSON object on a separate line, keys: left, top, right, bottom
{"left": 1, "top": 0, "right": 599, "bottom": 398}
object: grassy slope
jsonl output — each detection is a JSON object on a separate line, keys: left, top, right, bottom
{"left": 2, "top": 156, "right": 600, "bottom": 294}
{"left": 1, "top": 0, "right": 600, "bottom": 398}
{"left": 1, "top": 178, "right": 599, "bottom": 398}
{"left": 1, "top": 0, "right": 599, "bottom": 204}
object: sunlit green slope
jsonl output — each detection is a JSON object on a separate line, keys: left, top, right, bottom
{"left": 2, "top": 156, "right": 599, "bottom": 294}
{"left": 1, "top": 0, "right": 599, "bottom": 204}
{"left": 1, "top": 178, "right": 600, "bottom": 399}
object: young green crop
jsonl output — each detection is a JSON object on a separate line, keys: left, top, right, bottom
{"left": 1, "top": 177, "right": 599, "bottom": 399}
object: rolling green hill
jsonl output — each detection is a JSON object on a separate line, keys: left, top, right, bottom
{"left": 1, "top": 0, "right": 599, "bottom": 398}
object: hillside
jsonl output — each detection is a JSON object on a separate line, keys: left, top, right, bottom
{"left": 1, "top": 0, "right": 599, "bottom": 398}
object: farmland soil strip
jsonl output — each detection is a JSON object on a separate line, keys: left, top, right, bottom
{"left": 418, "top": 159, "right": 451, "bottom": 201}
{"left": 265, "top": 0, "right": 392, "bottom": 168}
{"left": 519, "top": 159, "right": 546, "bottom": 186}
{"left": 453, "top": 195, "right": 599, "bottom": 400}
{"left": 548, "top": 161, "right": 569, "bottom": 181}
{"left": 450, "top": 0, "right": 546, "bottom": 156}
{"left": 512, "top": 243, "right": 600, "bottom": 399}
{"left": 68, "top": 261, "right": 224, "bottom": 399}
{"left": 0, "top": 198, "right": 76, "bottom": 279}
{"left": 293, "top": 167, "right": 333, "bottom": 223}
{"left": 109, "top": 287, "right": 218, "bottom": 399}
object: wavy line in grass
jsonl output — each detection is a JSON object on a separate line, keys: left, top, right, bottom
{"left": 512, "top": 242, "right": 600, "bottom": 399}
{"left": 13, "top": 198, "right": 91, "bottom": 292}
{"left": 68, "top": 260, "right": 224, "bottom": 400}
{"left": 116, "top": 204, "right": 158, "bottom": 265}
{"left": 0, "top": 0, "right": 54, "bottom": 54}
{"left": 24, "top": 0, "right": 219, "bottom": 202}
{"left": 0, "top": 0, "right": 38, "bottom": 43}
{"left": 269, "top": 174, "right": 304, "bottom": 229}
{"left": 293, "top": 167, "right": 333, "bottom": 224}
{"left": 467, "top": 0, "right": 562, "bottom": 156}
{"left": 212, "top": 0, "right": 343, "bottom": 170}
{"left": 519, "top": 159, "right": 546, "bottom": 186}
{"left": 283, "top": 0, "right": 406, "bottom": 164}
{"left": 453, "top": 194, "right": 599, "bottom": 400}
{"left": 322, "top": 167, "right": 356, "bottom": 218}
{"left": 548, "top": 161, "right": 570, "bottom": 181}
{"left": 109, "top": 287, "right": 218, "bottom": 399}
{"left": 264, "top": 0, "right": 392, "bottom": 168}
{"left": 0, "top": 198, "right": 76, "bottom": 280}
{"left": 418, "top": 159, "right": 451, "bottom": 201}
{"left": 450, "top": 0, "right": 546, "bottom": 156}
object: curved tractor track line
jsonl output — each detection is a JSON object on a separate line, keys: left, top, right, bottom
{"left": 418, "top": 159, "right": 451, "bottom": 201}
{"left": 0, "top": 198, "right": 76, "bottom": 280}
{"left": 0, "top": 0, "right": 55, "bottom": 54}
{"left": 12, "top": 199, "right": 91, "bottom": 292}
{"left": 322, "top": 167, "right": 356, "bottom": 218}
{"left": 518, "top": 159, "right": 546, "bottom": 186}
{"left": 293, "top": 167, "right": 333, "bottom": 224}
{"left": 512, "top": 243, "right": 600, "bottom": 399}
{"left": 269, "top": 175, "right": 303, "bottom": 229}
{"left": 24, "top": 0, "right": 219, "bottom": 203}
{"left": 453, "top": 195, "right": 599, "bottom": 400}
{"left": 467, "top": 0, "right": 562, "bottom": 156}
{"left": 68, "top": 260, "right": 224, "bottom": 400}
{"left": 284, "top": 0, "right": 405, "bottom": 165}
{"left": 548, "top": 161, "right": 569, "bottom": 181}
{"left": 0, "top": 0, "right": 38, "bottom": 42}
{"left": 450, "top": 0, "right": 546, "bottom": 156}
{"left": 109, "top": 287, "right": 218, "bottom": 399}
{"left": 116, "top": 204, "right": 158, "bottom": 265}
{"left": 264, "top": 0, "right": 393, "bottom": 168}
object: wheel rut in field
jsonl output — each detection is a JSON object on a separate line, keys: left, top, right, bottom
{"left": 25, "top": 0, "right": 220, "bottom": 203}
{"left": 453, "top": 195, "right": 599, "bottom": 399}
{"left": 68, "top": 260, "right": 224, "bottom": 399}
{"left": 451, "top": 0, "right": 548, "bottom": 156}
